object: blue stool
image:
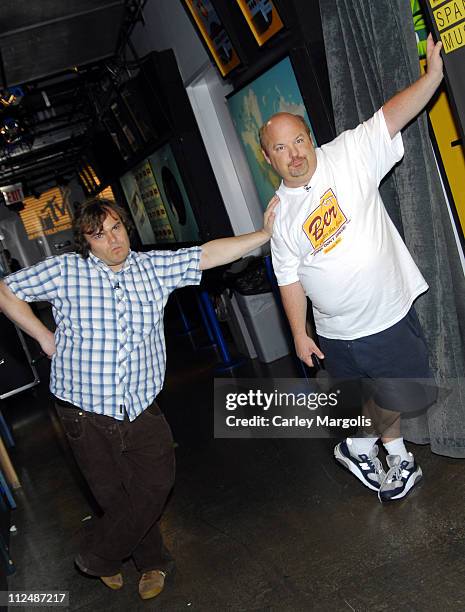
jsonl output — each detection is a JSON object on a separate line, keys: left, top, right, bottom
{"left": 0, "top": 408, "right": 15, "bottom": 448}
{"left": 0, "top": 469, "right": 16, "bottom": 509}
{"left": 195, "top": 289, "right": 217, "bottom": 349}
{"left": 199, "top": 291, "right": 243, "bottom": 372}
{"left": 172, "top": 291, "right": 198, "bottom": 337}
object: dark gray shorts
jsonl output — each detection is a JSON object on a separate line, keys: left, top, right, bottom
{"left": 317, "top": 307, "right": 436, "bottom": 414}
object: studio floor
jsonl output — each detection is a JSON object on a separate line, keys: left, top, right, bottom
{"left": 4, "top": 311, "right": 465, "bottom": 612}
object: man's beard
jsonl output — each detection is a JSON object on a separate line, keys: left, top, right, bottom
{"left": 288, "top": 157, "right": 309, "bottom": 177}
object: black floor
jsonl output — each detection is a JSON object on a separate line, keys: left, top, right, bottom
{"left": 3, "top": 316, "right": 465, "bottom": 611}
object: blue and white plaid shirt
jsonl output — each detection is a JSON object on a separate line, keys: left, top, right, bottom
{"left": 5, "top": 248, "right": 202, "bottom": 420}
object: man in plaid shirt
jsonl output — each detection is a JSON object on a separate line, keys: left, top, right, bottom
{"left": 0, "top": 196, "right": 278, "bottom": 599}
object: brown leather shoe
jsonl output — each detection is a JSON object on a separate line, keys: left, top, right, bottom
{"left": 100, "top": 573, "right": 123, "bottom": 590}
{"left": 138, "top": 570, "right": 166, "bottom": 600}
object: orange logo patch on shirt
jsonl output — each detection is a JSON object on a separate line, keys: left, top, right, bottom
{"left": 302, "top": 188, "right": 348, "bottom": 251}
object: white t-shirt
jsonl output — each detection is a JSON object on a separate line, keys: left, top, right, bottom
{"left": 271, "top": 109, "right": 428, "bottom": 340}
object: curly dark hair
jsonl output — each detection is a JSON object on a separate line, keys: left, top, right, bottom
{"left": 73, "top": 198, "right": 133, "bottom": 258}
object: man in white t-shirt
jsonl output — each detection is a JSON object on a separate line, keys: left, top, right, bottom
{"left": 263, "top": 34, "right": 443, "bottom": 502}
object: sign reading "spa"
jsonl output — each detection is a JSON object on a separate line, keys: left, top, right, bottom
{"left": 425, "top": 0, "right": 465, "bottom": 148}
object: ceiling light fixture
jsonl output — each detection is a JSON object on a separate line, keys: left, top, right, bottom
{"left": 0, "top": 86, "right": 24, "bottom": 107}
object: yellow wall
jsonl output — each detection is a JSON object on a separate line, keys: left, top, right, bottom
{"left": 421, "top": 59, "right": 465, "bottom": 240}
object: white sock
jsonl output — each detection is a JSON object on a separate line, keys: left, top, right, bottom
{"left": 348, "top": 437, "right": 379, "bottom": 456}
{"left": 383, "top": 438, "right": 411, "bottom": 462}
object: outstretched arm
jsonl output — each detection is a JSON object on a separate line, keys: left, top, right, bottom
{"left": 0, "top": 282, "right": 56, "bottom": 357}
{"left": 383, "top": 33, "right": 443, "bottom": 138}
{"left": 199, "top": 195, "right": 279, "bottom": 271}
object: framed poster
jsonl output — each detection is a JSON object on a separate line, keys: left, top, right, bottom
{"left": 119, "top": 145, "right": 201, "bottom": 245}
{"left": 120, "top": 168, "right": 157, "bottom": 245}
{"left": 132, "top": 160, "right": 176, "bottom": 244}
{"left": 412, "top": 0, "right": 465, "bottom": 248}
{"left": 423, "top": 0, "right": 465, "bottom": 146}
{"left": 235, "top": 0, "right": 284, "bottom": 46}
{"left": 227, "top": 56, "right": 316, "bottom": 208}
{"left": 183, "top": 0, "right": 241, "bottom": 77}
{"left": 149, "top": 144, "right": 201, "bottom": 242}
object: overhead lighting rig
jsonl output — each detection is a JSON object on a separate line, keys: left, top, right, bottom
{"left": 0, "top": 86, "right": 24, "bottom": 108}
{"left": 0, "top": 85, "right": 34, "bottom": 154}
{"left": 0, "top": 117, "right": 24, "bottom": 144}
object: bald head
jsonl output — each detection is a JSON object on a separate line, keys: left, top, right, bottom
{"left": 259, "top": 113, "right": 312, "bottom": 154}
{"left": 259, "top": 112, "right": 317, "bottom": 188}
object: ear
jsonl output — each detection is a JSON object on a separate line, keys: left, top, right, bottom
{"left": 261, "top": 148, "right": 272, "bottom": 165}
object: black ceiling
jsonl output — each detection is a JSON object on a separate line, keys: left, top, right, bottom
{"left": 0, "top": 0, "right": 143, "bottom": 193}
{"left": 0, "top": 0, "right": 125, "bottom": 86}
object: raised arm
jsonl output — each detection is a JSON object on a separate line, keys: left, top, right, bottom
{"left": 0, "top": 281, "right": 56, "bottom": 357}
{"left": 279, "top": 281, "right": 324, "bottom": 367}
{"left": 383, "top": 34, "right": 443, "bottom": 138}
{"left": 199, "top": 195, "right": 278, "bottom": 271}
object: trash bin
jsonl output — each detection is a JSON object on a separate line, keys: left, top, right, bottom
{"left": 224, "top": 257, "right": 291, "bottom": 363}
{"left": 221, "top": 292, "right": 257, "bottom": 359}
{"left": 234, "top": 291, "right": 290, "bottom": 363}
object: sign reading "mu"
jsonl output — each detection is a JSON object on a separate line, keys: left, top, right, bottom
{"left": 425, "top": 0, "right": 465, "bottom": 151}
